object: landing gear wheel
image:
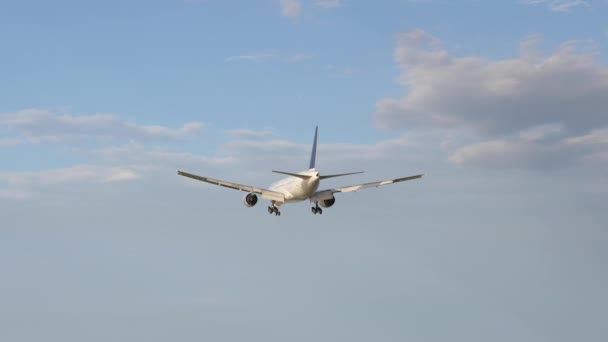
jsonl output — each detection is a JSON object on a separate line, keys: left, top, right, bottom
{"left": 318, "top": 208, "right": 322, "bottom": 215}
{"left": 268, "top": 205, "right": 280, "bottom": 216}
{"left": 311, "top": 201, "right": 322, "bottom": 215}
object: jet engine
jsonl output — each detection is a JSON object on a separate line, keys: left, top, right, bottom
{"left": 243, "top": 193, "right": 258, "bottom": 207}
{"left": 319, "top": 196, "right": 335, "bottom": 208}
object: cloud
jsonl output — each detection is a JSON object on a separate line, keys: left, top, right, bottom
{"left": 375, "top": 30, "right": 608, "bottom": 169}
{"left": 279, "top": 0, "right": 302, "bottom": 17}
{"left": 450, "top": 138, "right": 589, "bottom": 170}
{"left": 225, "top": 129, "right": 273, "bottom": 139}
{"left": 221, "top": 139, "right": 305, "bottom": 159}
{"left": 0, "top": 109, "right": 204, "bottom": 144}
{"left": 549, "top": 0, "right": 589, "bottom": 11}
{"left": 313, "top": 0, "right": 342, "bottom": 8}
{"left": 450, "top": 127, "right": 608, "bottom": 169}
{"left": 0, "top": 140, "right": 239, "bottom": 201}
{"left": 226, "top": 53, "right": 279, "bottom": 62}
{"left": 226, "top": 52, "right": 315, "bottom": 63}
{"left": 0, "top": 165, "right": 140, "bottom": 187}
{"left": 0, "top": 109, "right": 440, "bottom": 204}
{"left": 104, "top": 168, "right": 139, "bottom": 182}
{"left": 220, "top": 133, "right": 422, "bottom": 164}
{"left": 0, "top": 189, "right": 30, "bottom": 200}
{"left": 520, "top": 0, "right": 590, "bottom": 12}
{"left": 289, "top": 53, "right": 315, "bottom": 62}
{"left": 566, "top": 128, "right": 608, "bottom": 145}
{"left": 92, "top": 141, "right": 235, "bottom": 168}
{"left": 343, "top": 66, "right": 360, "bottom": 75}
{"left": 323, "top": 64, "right": 362, "bottom": 76}
{"left": 0, "top": 138, "right": 23, "bottom": 146}
{"left": 0, "top": 109, "right": 218, "bottom": 201}
{"left": 0, "top": 133, "right": 419, "bottom": 201}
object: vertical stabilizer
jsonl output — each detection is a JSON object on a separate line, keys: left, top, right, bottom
{"left": 309, "top": 126, "right": 318, "bottom": 169}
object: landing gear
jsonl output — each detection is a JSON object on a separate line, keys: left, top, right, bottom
{"left": 268, "top": 205, "right": 281, "bottom": 216}
{"left": 311, "top": 202, "right": 322, "bottom": 215}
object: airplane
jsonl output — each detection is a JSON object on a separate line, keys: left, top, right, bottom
{"left": 177, "top": 126, "right": 423, "bottom": 216}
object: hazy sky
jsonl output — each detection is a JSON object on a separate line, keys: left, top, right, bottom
{"left": 1, "top": 1, "right": 607, "bottom": 341}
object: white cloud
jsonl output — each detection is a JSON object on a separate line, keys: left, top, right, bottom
{"left": 0, "top": 138, "right": 23, "bottom": 146}
{"left": 518, "top": 123, "right": 564, "bottom": 142}
{"left": 0, "top": 189, "right": 30, "bottom": 200}
{"left": 289, "top": 53, "right": 315, "bottom": 62}
{"left": 279, "top": 0, "right": 302, "bottom": 17}
{"left": 550, "top": 0, "right": 588, "bottom": 11}
{"left": 104, "top": 168, "right": 140, "bottom": 182}
{"left": 0, "top": 109, "right": 215, "bottom": 200}
{"left": 0, "top": 132, "right": 423, "bottom": 201}
{"left": 566, "top": 128, "right": 608, "bottom": 145}
{"left": 450, "top": 139, "right": 569, "bottom": 169}
{"left": 92, "top": 141, "right": 235, "bottom": 167}
{"left": 226, "top": 52, "right": 315, "bottom": 63}
{"left": 448, "top": 122, "right": 606, "bottom": 169}
{"left": 226, "top": 129, "right": 273, "bottom": 139}
{"left": 220, "top": 133, "right": 422, "bottom": 163}
{"left": 0, "top": 109, "right": 204, "bottom": 144}
{"left": 377, "top": 31, "right": 608, "bottom": 136}
{"left": 343, "top": 66, "right": 360, "bottom": 75}
{"left": 449, "top": 126, "right": 608, "bottom": 169}
{"left": 520, "top": 0, "right": 590, "bottom": 12}
{"left": 226, "top": 53, "right": 279, "bottom": 62}
{"left": 375, "top": 30, "right": 608, "bottom": 169}
{"left": 322, "top": 64, "right": 362, "bottom": 77}
{"left": 221, "top": 139, "right": 305, "bottom": 158}
{"left": 0, "top": 165, "right": 140, "bottom": 187}
{"left": 0, "top": 140, "right": 240, "bottom": 201}
{"left": 314, "top": 0, "right": 342, "bottom": 8}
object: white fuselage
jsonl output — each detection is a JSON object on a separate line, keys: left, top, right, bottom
{"left": 268, "top": 169, "right": 320, "bottom": 203}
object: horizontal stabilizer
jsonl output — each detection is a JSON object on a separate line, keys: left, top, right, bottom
{"left": 319, "top": 171, "right": 364, "bottom": 180}
{"left": 272, "top": 170, "right": 312, "bottom": 179}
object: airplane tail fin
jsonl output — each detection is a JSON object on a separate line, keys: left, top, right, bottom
{"left": 309, "top": 126, "right": 318, "bottom": 169}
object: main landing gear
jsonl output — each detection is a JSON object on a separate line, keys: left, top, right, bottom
{"left": 311, "top": 202, "right": 322, "bottom": 215}
{"left": 268, "top": 205, "right": 281, "bottom": 216}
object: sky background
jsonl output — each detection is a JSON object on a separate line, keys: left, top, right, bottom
{"left": 1, "top": 0, "right": 607, "bottom": 341}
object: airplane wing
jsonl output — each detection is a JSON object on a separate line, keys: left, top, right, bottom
{"left": 310, "top": 174, "right": 423, "bottom": 201}
{"left": 177, "top": 170, "right": 285, "bottom": 203}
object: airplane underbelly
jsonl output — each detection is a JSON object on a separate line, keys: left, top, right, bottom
{"left": 284, "top": 179, "right": 318, "bottom": 202}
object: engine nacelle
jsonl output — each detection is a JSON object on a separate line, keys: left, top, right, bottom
{"left": 243, "top": 193, "right": 258, "bottom": 207}
{"left": 319, "top": 196, "right": 335, "bottom": 208}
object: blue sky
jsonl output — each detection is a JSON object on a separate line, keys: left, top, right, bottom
{"left": 1, "top": 1, "right": 607, "bottom": 341}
